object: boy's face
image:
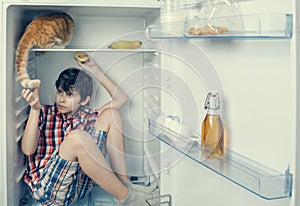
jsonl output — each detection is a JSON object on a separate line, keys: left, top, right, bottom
{"left": 55, "top": 87, "right": 89, "bottom": 115}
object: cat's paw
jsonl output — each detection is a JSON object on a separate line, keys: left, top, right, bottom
{"left": 52, "top": 45, "right": 66, "bottom": 49}
{"left": 27, "top": 79, "right": 41, "bottom": 88}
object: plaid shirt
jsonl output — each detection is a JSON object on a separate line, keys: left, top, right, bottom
{"left": 23, "top": 104, "right": 100, "bottom": 192}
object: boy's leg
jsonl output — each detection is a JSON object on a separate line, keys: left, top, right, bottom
{"left": 94, "top": 108, "right": 158, "bottom": 193}
{"left": 59, "top": 129, "right": 128, "bottom": 201}
{"left": 94, "top": 108, "right": 128, "bottom": 181}
{"left": 59, "top": 128, "right": 152, "bottom": 206}
{"left": 59, "top": 109, "right": 155, "bottom": 205}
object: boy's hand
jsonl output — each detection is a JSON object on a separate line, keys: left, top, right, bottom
{"left": 76, "top": 56, "right": 103, "bottom": 76}
{"left": 22, "top": 87, "right": 41, "bottom": 111}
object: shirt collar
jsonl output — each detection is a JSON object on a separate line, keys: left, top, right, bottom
{"left": 53, "top": 103, "right": 83, "bottom": 120}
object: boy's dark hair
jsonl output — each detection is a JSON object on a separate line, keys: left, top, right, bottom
{"left": 55, "top": 68, "right": 93, "bottom": 101}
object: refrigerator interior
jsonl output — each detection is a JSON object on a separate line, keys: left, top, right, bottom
{"left": 3, "top": 2, "right": 161, "bottom": 205}
{"left": 0, "top": 0, "right": 298, "bottom": 206}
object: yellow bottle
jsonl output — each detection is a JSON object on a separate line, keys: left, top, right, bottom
{"left": 201, "top": 92, "right": 224, "bottom": 158}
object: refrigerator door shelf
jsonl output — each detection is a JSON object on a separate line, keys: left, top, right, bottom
{"left": 148, "top": 118, "right": 293, "bottom": 200}
{"left": 148, "top": 13, "right": 293, "bottom": 39}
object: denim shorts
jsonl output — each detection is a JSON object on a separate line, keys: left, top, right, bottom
{"left": 86, "top": 126, "right": 107, "bottom": 157}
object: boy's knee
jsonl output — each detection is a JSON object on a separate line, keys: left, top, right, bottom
{"left": 60, "top": 130, "right": 90, "bottom": 154}
{"left": 100, "top": 108, "right": 121, "bottom": 120}
{"left": 68, "top": 129, "right": 88, "bottom": 137}
{"left": 59, "top": 129, "right": 105, "bottom": 162}
{"left": 59, "top": 130, "right": 86, "bottom": 161}
{"left": 97, "top": 108, "right": 122, "bottom": 127}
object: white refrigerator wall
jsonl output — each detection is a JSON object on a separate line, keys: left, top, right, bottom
{"left": 0, "top": 1, "right": 5, "bottom": 206}
{"left": 295, "top": 0, "right": 300, "bottom": 206}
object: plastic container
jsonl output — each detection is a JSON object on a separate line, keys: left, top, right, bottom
{"left": 160, "top": 0, "right": 186, "bottom": 35}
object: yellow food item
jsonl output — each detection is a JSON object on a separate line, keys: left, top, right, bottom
{"left": 74, "top": 52, "right": 89, "bottom": 63}
{"left": 108, "top": 40, "right": 142, "bottom": 49}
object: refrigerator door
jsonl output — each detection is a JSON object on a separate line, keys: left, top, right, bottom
{"left": 148, "top": 1, "right": 296, "bottom": 205}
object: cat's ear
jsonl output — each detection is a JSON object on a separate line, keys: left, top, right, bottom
{"left": 80, "top": 96, "right": 91, "bottom": 106}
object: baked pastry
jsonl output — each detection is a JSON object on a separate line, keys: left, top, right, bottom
{"left": 74, "top": 52, "right": 89, "bottom": 63}
{"left": 188, "top": 25, "right": 228, "bottom": 36}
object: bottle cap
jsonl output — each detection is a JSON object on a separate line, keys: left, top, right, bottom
{"left": 204, "top": 91, "right": 220, "bottom": 110}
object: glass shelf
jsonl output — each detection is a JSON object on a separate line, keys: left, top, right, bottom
{"left": 148, "top": 118, "right": 293, "bottom": 200}
{"left": 148, "top": 13, "right": 293, "bottom": 39}
{"left": 30, "top": 48, "right": 157, "bottom": 52}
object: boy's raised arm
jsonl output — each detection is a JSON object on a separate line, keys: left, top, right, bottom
{"left": 77, "top": 57, "right": 128, "bottom": 112}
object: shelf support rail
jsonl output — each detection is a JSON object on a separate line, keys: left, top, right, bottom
{"left": 285, "top": 166, "right": 293, "bottom": 197}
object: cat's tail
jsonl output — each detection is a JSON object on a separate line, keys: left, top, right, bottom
{"left": 15, "top": 32, "right": 41, "bottom": 88}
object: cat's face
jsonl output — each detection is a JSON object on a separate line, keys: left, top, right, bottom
{"left": 55, "top": 87, "right": 89, "bottom": 115}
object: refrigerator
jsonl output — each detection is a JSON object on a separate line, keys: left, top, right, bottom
{"left": 0, "top": 0, "right": 299, "bottom": 205}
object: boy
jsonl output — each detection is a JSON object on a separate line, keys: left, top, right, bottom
{"left": 21, "top": 56, "right": 156, "bottom": 205}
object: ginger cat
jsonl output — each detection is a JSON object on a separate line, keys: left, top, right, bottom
{"left": 16, "top": 12, "right": 74, "bottom": 88}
